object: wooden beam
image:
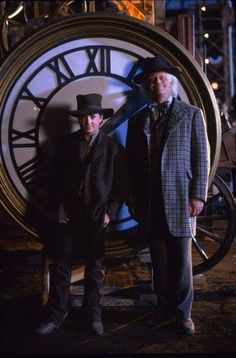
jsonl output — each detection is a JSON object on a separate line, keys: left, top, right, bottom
{"left": 153, "top": 0, "right": 166, "bottom": 29}
{"left": 177, "top": 13, "right": 195, "bottom": 56}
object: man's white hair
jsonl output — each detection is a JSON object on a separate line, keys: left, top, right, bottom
{"left": 166, "top": 73, "right": 179, "bottom": 98}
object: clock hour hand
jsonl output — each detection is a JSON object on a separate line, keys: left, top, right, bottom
{"left": 102, "top": 90, "right": 147, "bottom": 134}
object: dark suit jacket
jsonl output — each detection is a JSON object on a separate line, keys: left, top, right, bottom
{"left": 50, "top": 129, "right": 127, "bottom": 235}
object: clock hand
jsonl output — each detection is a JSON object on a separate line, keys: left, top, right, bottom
{"left": 102, "top": 90, "right": 147, "bottom": 134}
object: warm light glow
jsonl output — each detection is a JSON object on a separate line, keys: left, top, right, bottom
{"left": 211, "top": 82, "right": 219, "bottom": 90}
{"left": 204, "top": 33, "right": 209, "bottom": 38}
{"left": 201, "top": 6, "right": 206, "bottom": 12}
{"left": 113, "top": 0, "right": 145, "bottom": 20}
{"left": 7, "top": 5, "right": 23, "bottom": 19}
{"left": 205, "top": 58, "right": 210, "bottom": 64}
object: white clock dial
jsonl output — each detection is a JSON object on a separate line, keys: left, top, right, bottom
{"left": 0, "top": 14, "right": 220, "bottom": 248}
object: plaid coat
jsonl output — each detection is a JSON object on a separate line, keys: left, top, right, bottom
{"left": 126, "top": 98, "right": 210, "bottom": 237}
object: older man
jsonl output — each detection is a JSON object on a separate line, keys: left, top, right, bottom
{"left": 36, "top": 93, "right": 127, "bottom": 336}
{"left": 126, "top": 55, "right": 210, "bottom": 335}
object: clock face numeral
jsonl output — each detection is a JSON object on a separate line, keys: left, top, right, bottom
{"left": 126, "top": 61, "right": 140, "bottom": 82}
{"left": 1, "top": 37, "right": 152, "bottom": 212}
{"left": 17, "top": 155, "right": 48, "bottom": 190}
{"left": 47, "top": 56, "right": 75, "bottom": 86}
{"left": 85, "top": 47, "right": 111, "bottom": 74}
{"left": 18, "top": 156, "right": 39, "bottom": 184}
{"left": 21, "top": 88, "right": 47, "bottom": 110}
{"left": 11, "top": 128, "right": 37, "bottom": 148}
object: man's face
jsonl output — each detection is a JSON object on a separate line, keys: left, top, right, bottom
{"left": 78, "top": 113, "right": 103, "bottom": 136}
{"left": 146, "top": 71, "right": 173, "bottom": 100}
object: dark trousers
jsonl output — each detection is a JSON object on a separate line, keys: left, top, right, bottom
{"left": 148, "top": 196, "right": 193, "bottom": 321}
{"left": 46, "top": 224, "right": 105, "bottom": 326}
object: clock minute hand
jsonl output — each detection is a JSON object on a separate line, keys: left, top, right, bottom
{"left": 102, "top": 90, "right": 147, "bottom": 134}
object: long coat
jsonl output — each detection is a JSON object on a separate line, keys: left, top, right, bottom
{"left": 50, "top": 129, "right": 127, "bottom": 236}
{"left": 126, "top": 98, "right": 210, "bottom": 237}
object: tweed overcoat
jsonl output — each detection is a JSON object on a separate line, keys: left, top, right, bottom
{"left": 50, "top": 129, "right": 127, "bottom": 235}
{"left": 126, "top": 98, "right": 210, "bottom": 237}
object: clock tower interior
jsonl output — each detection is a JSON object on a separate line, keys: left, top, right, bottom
{"left": 0, "top": 3, "right": 235, "bottom": 353}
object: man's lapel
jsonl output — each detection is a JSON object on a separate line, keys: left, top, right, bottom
{"left": 89, "top": 130, "right": 106, "bottom": 163}
{"left": 166, "top": 98, "right": 187, "bottom": 136}
{"left": 72, "top": 130, "right": 84, "bottom": 162}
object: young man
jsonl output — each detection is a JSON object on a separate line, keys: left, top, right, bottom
{"left": 126, "top": 55, "right": 210, "bottom": 335}
{"left": 36, "top": 93, "right": 127, "bottom": 336}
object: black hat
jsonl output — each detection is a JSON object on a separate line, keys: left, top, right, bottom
{"left": 133, "top": 55, "right": 182, "bottom": 85}
{"left": 68, "top": 93, "right": 114, "bottom": 119}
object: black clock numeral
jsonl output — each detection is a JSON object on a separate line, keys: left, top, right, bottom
{"left": 47, "top": 56, "right": 75, "bottom": 86}
{"left": 18, "top": 156, "right": 46, "bottom": 187}
{"left": 85, "top": 48, "right": 111, "bottom": 74}
{"left": 11, "top": 128, "right": 37, "bottom": 148}
{"left": 20, "top": 88, "right": 46, "bottom": 110}
{"left": 18, "top": 156, "right": 38, "bottom": 184}
{"left": 126, "top": 61, "right": 140, "bottom": 82}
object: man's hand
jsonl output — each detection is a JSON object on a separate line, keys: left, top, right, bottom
{"left": 103, "top": 213, "right": 110, "bottom": 227}
{"left": 189, "top": 199, "right": 204, "bottom": 217}
{"left": 59, "top": 217, "right": 70, "bottom": 224}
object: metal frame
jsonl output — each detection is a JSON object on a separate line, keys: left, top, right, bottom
{"left": 0, "top": 14, "right": 223, "bottom": 271}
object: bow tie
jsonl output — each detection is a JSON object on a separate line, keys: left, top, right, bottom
{"left": 149, "top": 101, "right": 169, "bottom": 114}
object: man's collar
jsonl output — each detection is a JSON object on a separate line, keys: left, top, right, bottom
{"left": 81, "top": 130, "right": 100, "bottom": 142}
{"left": 150, "top": 96, "right": 173, "bottom": 107}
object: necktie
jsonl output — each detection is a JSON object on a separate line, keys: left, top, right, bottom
{"left": 149, "top": 101, "right": 169, "bottom": 130}
{"left": 157, "top": 101, "right": 169, "bottom": 116}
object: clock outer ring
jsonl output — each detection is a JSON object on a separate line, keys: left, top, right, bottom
{"left": 0, "top": 13, "right": 221, "bottom": 252}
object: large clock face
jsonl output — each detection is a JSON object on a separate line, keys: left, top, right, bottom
{"left": 1, "top": 38, "right": 150, "bottom": 216}
{"left": 0, "top": 13, "right": 221, "bottom": 241}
